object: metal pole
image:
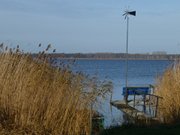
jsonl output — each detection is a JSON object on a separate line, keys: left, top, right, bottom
{"left": 125, "top": 16, "right": 129, "bottom": 104}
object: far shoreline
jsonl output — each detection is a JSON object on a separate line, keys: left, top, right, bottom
{"left": 43, "top": 53, "right": 180, "bottom": 61}
{"left": 51, "top": 57, "right": 175, "bottom": 61}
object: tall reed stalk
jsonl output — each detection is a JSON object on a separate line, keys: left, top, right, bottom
{"left": 0, "top": 44, "right": 111, "bottom": 135}
{"left": 156, "top": 62, "right": 180, "bottom": 123}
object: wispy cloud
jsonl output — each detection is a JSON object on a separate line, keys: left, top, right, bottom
{"left": 0, "top": 0, "right": 122, "bottom": 18}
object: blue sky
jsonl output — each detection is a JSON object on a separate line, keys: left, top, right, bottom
{"left": 0, "top": 0, "right": 180, "bottom": 53}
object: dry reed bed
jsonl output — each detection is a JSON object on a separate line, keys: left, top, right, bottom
{"left": 156, "top": 62, "right": 180, "bottom": 123}
{"left": 0, "top": 46, "right": 111, "bottom": 135}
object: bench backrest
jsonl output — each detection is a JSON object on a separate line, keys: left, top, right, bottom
{"left": 122, "top": 87, "right": 151, "bottom": 95}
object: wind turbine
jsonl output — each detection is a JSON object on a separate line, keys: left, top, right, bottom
{"left": 123, "top": 10, "right": 136, "bottom": 104}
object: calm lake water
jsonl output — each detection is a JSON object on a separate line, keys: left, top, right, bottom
{"left": 59, "top": 59, "right": 173, "bottom": 127}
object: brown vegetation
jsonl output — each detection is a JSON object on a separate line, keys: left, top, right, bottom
{"left": 0, "top": 44, "right": 111, "bottom": 135}
{"left": 155, "top": 62, "right": 180, "bottom": 123}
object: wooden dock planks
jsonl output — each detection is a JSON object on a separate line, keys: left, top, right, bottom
{"left": 110, "top": 100, "right": 148, "bottom": 119}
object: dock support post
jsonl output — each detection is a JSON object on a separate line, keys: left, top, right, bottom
{"left": 143, "top": 95, "right": 146, "bottom": 113}
{"left": 133, "top": 93, "right": 136, "bottom": 107}
{"left": 155, "top": 97, "right": 159, "bottom": 117}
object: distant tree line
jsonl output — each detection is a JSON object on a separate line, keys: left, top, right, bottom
{"left": 39, "top": 53, "right": 180, "bottom": 60}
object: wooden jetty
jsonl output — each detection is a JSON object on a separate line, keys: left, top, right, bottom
{"left": 110, "top": 86, "right": 162, "bottom": 120}
{"left": 111, "top": 100, "right": 148, "bottom": 119}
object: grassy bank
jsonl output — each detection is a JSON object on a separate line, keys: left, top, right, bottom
{"left": 0, "top": 45, "right": 111, "bottom": 135}
{"left": 100, "top": 123, "right": 180, "bottom": 135}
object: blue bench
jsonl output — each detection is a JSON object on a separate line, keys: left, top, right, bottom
{"left": 122, "top": 87, "right": 151, "bottom": 96}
